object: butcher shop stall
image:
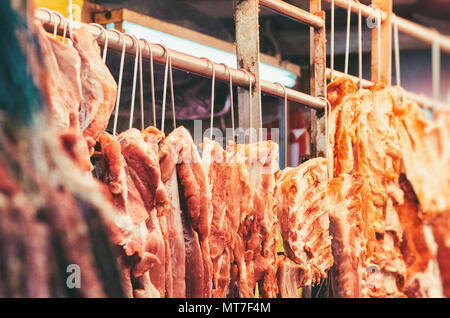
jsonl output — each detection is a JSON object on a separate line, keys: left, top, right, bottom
{"left": 0, "top": 0, "right": 449, "bottom": 300}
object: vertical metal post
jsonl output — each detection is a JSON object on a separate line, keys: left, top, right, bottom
{"left": 371, "top": 0, "right": 392, "bottom": 84}
{"left": 309, "top": 0, "right": 327, "bottom": 158}
{"left": 234, "top": 0, "right": 262, "bottom": 142}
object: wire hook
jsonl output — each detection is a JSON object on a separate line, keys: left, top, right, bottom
{"left": 220, "top": 63, "right": 235, "bottom": 141}
{"left": 137, "top": 39, "right": 145, "bottom": 130}
{"left": 53, "top": 11, "right": 67, "bottom": 43}
{"left": 124, "top": 34, "right": 140, "bottom": 130}
{"left": 141, "top": 39, "right": 157, "bottom": 127}
{"left": 110, "top": 29, "right": 127, "bottom": 137}
{"left": 275, "top": 82, "right": 288, "bottom": 169}
{"left": 344, "top": 0, "right": 351, "bottom": 76}
{"left": 90, "top": 23, "right": 109, "bottom": 63}
{"left": 356, "top": 0, "right": 363, "bottom": 88}
{"left": 203, "top": 58, "right": 216, "bottom": 139}
{"left": 392, "top": 14, "right": 401, "bottom": 87}
{"left": 154, "top": 44, "right": 171, "bottom": 132}
{"left": 330, "top": 0, "right": 335, "bottom": 82}
{"left": 318, "top": 96, "right": 333, "bottom": 181}
{"left": 241, "top": 69, "right": 254, "bottom": 141}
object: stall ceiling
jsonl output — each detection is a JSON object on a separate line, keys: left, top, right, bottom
{"left": 91, "top": 0, "right": 450, "bottom": 60}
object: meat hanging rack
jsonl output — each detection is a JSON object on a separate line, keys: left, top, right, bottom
{"left": 34, "top": 0, "right": 450, "bottom": 153}
{"left": 323, "top": 0, "right": 450, "bottom": 110}
{"left": 34, "top": 7, "right": 326, "bottom": 110}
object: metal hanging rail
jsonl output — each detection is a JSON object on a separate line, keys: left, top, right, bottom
{"left": 35, "top": 8, "right": 325, "bottom": 111}
{"left": 260, "top": 0, "right": 324, "bottom": 28}
{"left": 323, "top": 0, "right": 450, "bottom": 53}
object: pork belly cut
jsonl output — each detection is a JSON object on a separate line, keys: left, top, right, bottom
{"left": 276, "top": 157, "right": 333, "bottom": 287}
{"left": 432, "top": 215, "right": 450, "bottom": 298}
{"left": 277, "top": 256, "right": 308, "bottom": 298}
{"left": 99, "top": 132, "right": 164, "bottom": 297}
{"left": 44, "top": 190, "right": 106, "bottom": 297}
{"left": 326, "top": 174, "right": 368, "bottom": 298}
{"left": 397, "top": 175, "right": 443, "bottom": 298}
{"left": 99, "top": 133, "right": 149, "bottom": 256}
{"left": 202, "top": 138, "right": 251, "bottom": 297}
{"left": 328, "top": 80, "right": 408, "bottom": 297}
{"left": 228, "top": 140, "right": 279, "bottom": 298}
{"left": 0, "top": 163, "right": 51, "bottom": 297}
{"left": 142, "top": 126, "right": 186, "bottom": 297}
{"left": 34, "top": 22, "right": 82, "bottom": 131}
{"left": 393, "top": 96, "right": 450, "bottom": 218}
{"left": 166, "top": 126, "right": 212, "bottom": 298}
{"left": 118, "top": 128, "right": 171, "bottom": 217}
{"left": 72, "top": 26, "right": 117, "bottom": 155}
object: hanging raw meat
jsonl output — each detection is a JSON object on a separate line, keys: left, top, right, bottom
{"left": 393, "top": 96, "right": 450, "bottom": 219}
{"left": 99, "top": 132, "right": 164, "bottom": 298}
{"left": 327, "top": 173, "right": 368, "bottom": 298}
{"left": 396, "top": 174, "right": 443, "bottom": 298}
{"left": 34, "top": 21, "right": 82, "bottom": 131}
{"left": 328, "top": 79, "right": 408, "bottom": 297}
{"left": 166, "top": 126, "right": 212, "bottom": 298}
{"left": 72, "top": 26, "right": 118, "bottom": 156}
{"left": 276, "top": 157, "right": 333, "bottom": 288}
{"left": 142, "top": 126, "right": 186, "bottom": 298}
{"left": 202, "top": 138, "right": 252, "bottom": 297}
{"left": 228, "top": 140, "right": 279, "bottom": 298}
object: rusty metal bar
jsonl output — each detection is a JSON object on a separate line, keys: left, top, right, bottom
{"left": 309, "top": 0, "right": 327, "bottom": 158}
{"left": 371, "top": 0, "right": 392, "bottom": 84}
{"left": 322, "top": 0, "right": 450, "bottom": 53}
{"left": 35, "top": 8, "right": 326, "bottom": 111}
{"left": 234, "top": 0, "right": 262, "bottom": 140}
{"left": 260, "top": 0, "right": 324, "bottom": 28}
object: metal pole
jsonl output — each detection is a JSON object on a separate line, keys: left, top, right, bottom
{"left": 371, "top": 0, "right": 392, "bottom": 85}
{"left": 234, "top": 0, "right": 262, "bottom": 142}
{"left": 260, "top": 0, "right": 324, "bottom": 28}
{"left": 309, "top": 0, "right": 327, "bottom": 159}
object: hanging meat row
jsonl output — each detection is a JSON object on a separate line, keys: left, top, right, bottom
{"left": 1, "top": 16, "right": 449, "bottom": 298}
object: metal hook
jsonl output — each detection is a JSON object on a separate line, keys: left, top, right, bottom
{"left": 220, "top": 63, "right": 235, "bottom": 141}
{"left": 141, "top": 39, "right": 156, "bottom": 127}
{"left": 67, "top": 16, "right": 76, "bottom": 45}
{"left": 154, "top": 44, "right": 170, "bottom": 133}
{"left": 377, "top": 7, "right": 382, "bottom": 82}
{"left": 90, "top": 23, "right": 109, "bottom": 63}
{"left": 275, "top": 82, "right": 288, "bottom": 169}
{"left": 168, "top": 49, "right": 176, "bottom": 131}
{"left": 318, "top": 96, "right": 333, "bottom": 181}
{"left": 356, "top": 0, "right": 363, "bottom": 88}
{"left": 110, "top": 29, "right": 127, "bottom": 137}
{"left": 203, "top": 58, "right": 215, "bottom": 139}
{"left": 137, "top": 39, "right": 145, "bottom": 130}
{"left": 344, "top": 0, "right": 351, "bottom": 76}
{"left": 50, "top": 10, "right": 58, "bottom": 38}
{"left": 241, "top": 69, "right": 254, "bottom": 141}
{"left": 330, "top": 0, "right": 335, "bottom": 82}
{"left": 53, "top": 11, "right": 67, "bottom": 43}
{"left": 124, "top": 34, "right": 140, "bottom": 130}
{"left": 392, "top": 13, "right": 401, "bottom": 87}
